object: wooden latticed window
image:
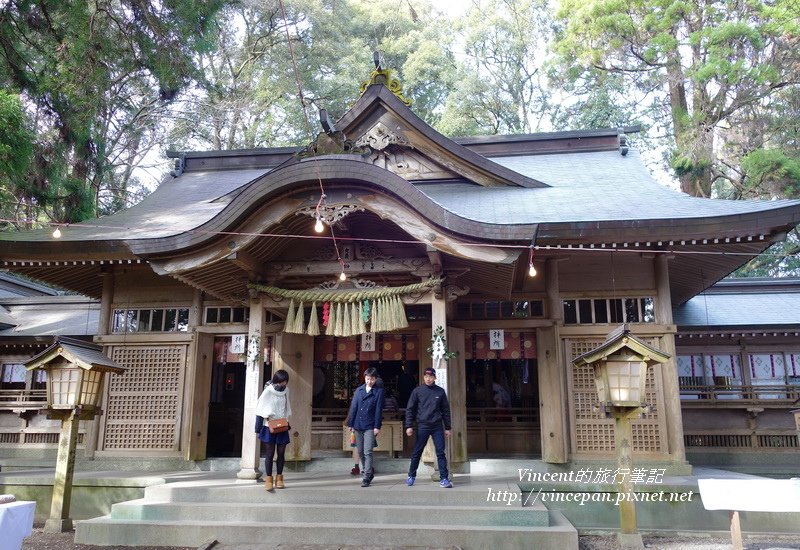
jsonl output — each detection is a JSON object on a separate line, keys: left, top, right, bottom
{"left": 567, "top": 338, "right": 667, "bottom": 455}
{"left": 101, "top": 345, "right": 187, "bottom": 452}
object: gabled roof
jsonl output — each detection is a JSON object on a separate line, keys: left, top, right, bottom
{"left": 0, "top": 78, "right": 799, "bottom": 306}
{"left": 572, "top": 325, "right": 671, "bottom": 366}
{"left": 336, "top": 84, "right": 548, "bottom": 188}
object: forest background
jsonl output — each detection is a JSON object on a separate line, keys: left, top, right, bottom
{"left": 0, "top": 0, "right": 798, "bottom": 275}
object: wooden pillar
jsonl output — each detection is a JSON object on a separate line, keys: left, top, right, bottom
{"left": 613, "top": 408, "right": 645, "bottom": 549}
{"left": 86, "top": 269, "right": 115, "bottom": 459}
{"left": 654, "top": 254, "right": 687, "bottom": 464}
{"left": 45, "top": 410, "right": 81, "bottom": 532}
{"left": 183, "top": 290, "right": 209, "bottom": 460}
{"left": 272, "top": 333, "right": 313, "bottom": 461}
{"left": 538, "top": 258, "right": 568, "bottom": 462}
{"left": 237, "top": 296, "right": 266, "bottom": 479}
{"left": 419, "top": 291, "right": 466, "bottom": 468}
{"left": 187, "top": 333, "right": 213, "bottom": 460}
{"left": 447, "top": 326, "right": 467, "bottom": 464}
{"left": 97, "top": 269, "right": 114, "bottom": 335}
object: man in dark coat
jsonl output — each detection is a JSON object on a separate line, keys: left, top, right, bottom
{"left": 404, "top": 367, "right": 453, "bottom": 488}
{"left": 346, "top": 367, "right": 384, "bottom": 487}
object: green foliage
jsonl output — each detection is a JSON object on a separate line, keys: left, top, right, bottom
{"left": 733, "top": 229, "right": 800, "bottom": 277}
{"left": 437, "top": 0, "right": 553, "bottom": 135}
{"left": 741, "top": 149, "right": 800, "bottom": 198}
{"left": 167, "top": 0, "right": 455, "bottom": 151}
{"left": 553, "top": 0, "right": 800, "bottom": 198}
{"left": 548, "top": 68, "right": 640, "bottom": 131}
{"left": 671, "top": 155, "right": 711, "bottom": 177}
{"left": 0, "top": 91, "right": 32, "bottom": 188}
{"left": 0, "top": 0, "right": 225, "bottom": 225}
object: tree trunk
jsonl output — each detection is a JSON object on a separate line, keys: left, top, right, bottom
{"left": 666, "top": 59, "right": 713, "bottom": 197}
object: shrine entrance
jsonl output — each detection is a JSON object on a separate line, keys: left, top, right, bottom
{"left": 310, "top": 333, "right": 419, "bottom": 454}
{"left": 464, "top": 331, "right": 541, "bottom": 457}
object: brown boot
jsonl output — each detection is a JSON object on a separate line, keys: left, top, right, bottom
{"left": 275, "top": 474, "right": 285, "bottom": 489}
{"left": 264, "top": 475, "right": 273, "bottom": 490}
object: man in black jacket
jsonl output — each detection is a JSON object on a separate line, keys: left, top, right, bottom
{"left": 404, "top": 367, "right": 453, "bottom": 488}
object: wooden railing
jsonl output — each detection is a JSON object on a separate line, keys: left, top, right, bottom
{"left": 684, "top": 429, "right": 798, "bottom": 450}
{"left": 0, "top": 389, "right": 47, "bottom": 410}
{"left": 311, "top": 407, "right": 541, "bottom": 455}
{"left": 680, "top": 383, "right": 800, "bottom": 406}
{"left": 311, "top": 407, "right": 539, "bottom": 425}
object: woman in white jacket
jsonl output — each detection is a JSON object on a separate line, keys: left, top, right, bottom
{"left": 255, "top": 369, "right": 292, "bottom": 489}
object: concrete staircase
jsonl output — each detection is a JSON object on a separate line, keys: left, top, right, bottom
{"left": 75, "top": 471, "right": 578, "bottom": 549}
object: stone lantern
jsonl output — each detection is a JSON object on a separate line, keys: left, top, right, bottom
{"left": 25, "top": 337, "right": 125, "bottom": 533}
{"left": 573, "top": 325, "right": 670, "bottom": 549}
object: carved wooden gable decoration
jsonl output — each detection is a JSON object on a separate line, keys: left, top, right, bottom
{"left": 353, "top": 121, "right": 458, "bottom": 181}
{"left": 339, "top": 84, "right": 547, "bottom": 189}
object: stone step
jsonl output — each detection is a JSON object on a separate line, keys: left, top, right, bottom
{"left": 76, "top": 515, "right": 577, "bottom": 549}
{"left": 74, "top": 470, "right": 579, "bottom": 549}
{"left": 109, "top": 500, "right": 550, "bottom": 527}
{"left": 142, "top": 476, "right": 518, "bottom": 507}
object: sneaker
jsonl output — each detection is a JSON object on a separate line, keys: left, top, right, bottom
{"left": 439, "top": 478, "right": 453, "bottom": 488}
{"left": 361, "top": 478, "right": 371, "bottom": 487}
{"left": 350, "top": 465, "right": 360, "bottom": 476}
{"left": 406, "top": 476, "right": 415, "bottom": 486}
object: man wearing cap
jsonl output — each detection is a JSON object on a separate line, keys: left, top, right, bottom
{"left": 404, "top": 367, "right": 453, "bottom": 488}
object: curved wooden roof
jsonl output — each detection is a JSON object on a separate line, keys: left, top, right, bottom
{"left": 1, "top": 81, "right": 800, "bottom": 305}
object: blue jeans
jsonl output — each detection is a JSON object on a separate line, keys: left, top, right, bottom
{"left": 355, "top": 429, "right": 377, "bottom": 479}
{"left": 407, "top": 424, "right": 448, "bottom": 481}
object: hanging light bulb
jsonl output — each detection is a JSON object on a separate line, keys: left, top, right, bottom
{"left": 527, "top": 246, "right": 536, "bottom": 277}
{"left": 339, "top": 270, "right": 347, "bottom": 281}
{"left": 314, "top": 216, "right": 324, "bottom": 233}
{"left": 52, "top": 227, "right": 62, "bottom": 239}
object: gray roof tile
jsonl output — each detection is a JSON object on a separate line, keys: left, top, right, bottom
{"left": 674, "top": 292, "right": 800, "bottom": 327}
{"left": 0, "top": 297, "right": 99, "bottom": 336}
{"left": 417, "top": 150, "right": 799, "bottom": 224}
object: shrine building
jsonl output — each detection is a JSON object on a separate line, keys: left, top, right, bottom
{"left": 2, "top": 70, "right": 799, "bottom": 475}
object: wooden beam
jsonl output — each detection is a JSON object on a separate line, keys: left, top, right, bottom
{"left": 426, "top": 247, "right": 443, "bottom": 277}
{"left": 226, "top": 250, "right": 263, "bottom": 278}
{"left": 267, "top": 258, "right": 434, "bottom": 278}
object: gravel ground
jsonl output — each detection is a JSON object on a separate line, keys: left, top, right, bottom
{"left": 579, "top": 534, "right": 800, "bottom": 549}
{"left": 20, "top": 528, "right": 800, "bottom": 550}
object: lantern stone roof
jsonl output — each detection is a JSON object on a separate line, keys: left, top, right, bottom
{"left": 572, "top": 325, "right": 671, "bottom": 367}
{"left": 25, "top": 336, "right": 124, "bottom": 373}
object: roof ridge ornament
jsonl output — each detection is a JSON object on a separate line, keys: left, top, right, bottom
{"left": 360, "top": 52, "right": 412, "bottom": 106}
{"left": 618, "top": 129, "right": 629, "bottom": 156}
{"left": 296, "top": 110, "right": 371, "bottom": 158}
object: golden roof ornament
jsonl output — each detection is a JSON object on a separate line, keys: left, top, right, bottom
{"left": 360, "top": 51, "right": 412, "bottom": 106}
